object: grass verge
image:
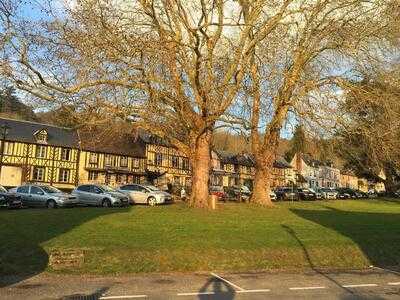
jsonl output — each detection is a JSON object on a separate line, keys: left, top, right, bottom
{"left": 0, "top": 199, "right": 399, "bottom": 275}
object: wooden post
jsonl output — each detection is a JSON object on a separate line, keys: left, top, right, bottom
{"left": 210, "top": 194, "right": 217, "bottom": 210}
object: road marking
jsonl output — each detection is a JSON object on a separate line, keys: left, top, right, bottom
{"left": 210, "top": 272, "right": 245, "bottom": 291}
{"left": 177, "top": 292, "right": 215, "bottom": 296}
{"left": 237, "top": 289, "right": 271, "bottom": 293}
{"left": 100, "top": 296, "right": 147, "bottom": 299}
{"left": 388, "top": 282, "right": 400, "bottom": 285}
{"left": 289, "top": 286, "right": 326, "bottom": 290}
{"left": 342, "top": 284, "right": 378, "bottom": 288}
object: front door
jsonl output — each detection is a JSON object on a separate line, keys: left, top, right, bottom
{"left": 0, "top": 166, "right": 22, "bottom": 187}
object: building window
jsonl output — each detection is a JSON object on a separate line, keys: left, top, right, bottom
{"left": 61, "top": 148, "right": 71, "bottom": 161}
{"left": 3, "top": 142, "right": 13, "bottom": 155}
{"left": 132, "top": 159, "right": 140, "bottom": 168}
{"left": 33, "top": 167, "right": 45, "bottom": 181}
{"left": 88, "top": 171, "right": 99, "bottom": 181}
{"left": 155, "top": 153, "right": 163, "bottom": 166}
{"left": 89, "top": 153, "right": 98, "bottom": 164}
{"left": 182, "top": 158, "right": 190, "bottom": 170}
{"left": 59, "top": 168, "right": 70, "bottom": 183}
{"left": 171, "top": 156, "right": 179, "bottom": 168}
{"left": 35, "top": 145, "right": 47, "bottom": 158}
{"left": 34, "top": 129, "right": 48, "bottom": 143}
{"left": 120, "top": 156, "right": 128, "bottom": 167}
{"left": 105, "top": 155, "right": 117, "bottom": 167}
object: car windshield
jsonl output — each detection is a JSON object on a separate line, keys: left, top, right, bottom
{"left": 101, "top": 185, "right": 117, "bottom": 192}
{"left": 210, "top": 186, "right": 223, "bottom": 192}
{"left": 0, "top": 186, "right": 7, "bottom": 193}
{"left": 145, "top": 185, "right": 160, "bottom": 191}
{"left": 40, "top": 186, "right": 62, "bottom": 194}
{"left": 241, "top": 186, "right": 250, "bottom": 192}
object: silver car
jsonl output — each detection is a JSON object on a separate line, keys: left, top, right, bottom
{"left": 72, "top": 184, "right": 129, "bottom": 207}
{"left": 15, "top": 184, "right": 78, "bottom": 208}
{"left": 118, "top": 184, "right": 173, "bottom": 206}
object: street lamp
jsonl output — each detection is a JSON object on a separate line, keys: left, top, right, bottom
{"left": 0, "top": 123, "right": 10, "bottom": 183}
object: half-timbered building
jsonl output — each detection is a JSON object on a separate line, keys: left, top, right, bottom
{"left": 78, "top": 129, "right": 147, "bottom": 186}
{"left": 138, "top": 132, "right": 191, "bottom": 189}
{"left": 0, "top": 118, "right": 79, "bottom": 189}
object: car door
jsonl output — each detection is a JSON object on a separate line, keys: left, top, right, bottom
{"left": 90, "top": 186, "right": 104, "bottom": 206}
{"left": 29, "top": 186, "right": 47, "bottom": 207}
{"left": 75, "top": 185, "right": 92, "bottom": 205}
{"left": 119, "top": 185, "right": 136, "bottom": 203}
{"left": 16, "top": 185, "right": 30, "bottom": 206}
{"left": 133, "top": 185, "right": 149, "bottom": 204}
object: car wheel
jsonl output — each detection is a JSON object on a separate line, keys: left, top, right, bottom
{"left": 102, "top": 199, "right": 111, "bottom": 208}
{"left": 47, "top": 200, "right": 57, "bottom": 209}
{"left": 147, "top": 196, "right": 157, "bottom": 206}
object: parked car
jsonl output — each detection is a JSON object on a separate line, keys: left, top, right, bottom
{"left": 118, "top": 184, "right": 173, "bottom": 206}
{"left": 209, "top": 186, "right": 226, "bottom": 201}
{"left": 72, "top": 184, "right": 129, "bottom": 207}
{"left": 297, "top": 188, "right": 317, "bottom": 201}
{"left": 0, "top": 185, "right": 22, "bottom": 209}
{"left": 337, "top": 188, "right": 360, "bottom": 199}
{"left": 318, "top": 188, "right": 337, "bottom": 200}
{"left": 270, "top": 190, "right": 277, "bottom": 201}
{"left": 15, "top": 184, "right": 78, "bottom": 208}
{"left": 225, "top": 185, "right": 252, "bottom": 201}
{"left": 309, "top": 188, "right": 323, "bottom": 200}
{"left": 275, "top": 187, "right": 299, "bottom": 201}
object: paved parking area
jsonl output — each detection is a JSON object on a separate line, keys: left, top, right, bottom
{"left": 1, "top": 267, "right": 399, "bottom": 299}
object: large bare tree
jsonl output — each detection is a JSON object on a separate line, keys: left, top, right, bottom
{"left": 233, "top": 0, "right": 398, "bottom": 205}
{"left": 0, "top": 0, "right": 300, "bottom": 208}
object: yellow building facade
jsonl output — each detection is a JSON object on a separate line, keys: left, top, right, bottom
{"left": 0, "top": 119, "right": 79, "bottom": 189}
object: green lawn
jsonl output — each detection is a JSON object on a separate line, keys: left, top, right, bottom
{"left": 0, "top": 199, "right": 399, "bottom": 276}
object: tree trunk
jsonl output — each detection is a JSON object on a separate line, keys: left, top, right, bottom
{"left": 250, "top": 166, "right": 274, "bottom": 206}
{"left": 250, "top": 151, "right": 275, "bottom": 206}
{"left": 189, "top": 131, "right": 212, "bottom": 209}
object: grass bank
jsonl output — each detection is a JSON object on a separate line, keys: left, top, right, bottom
{"left": 0, "top": 199, "right": 399, "bottom": 276}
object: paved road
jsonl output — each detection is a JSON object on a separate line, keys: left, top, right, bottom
{"left": 1, "top": 267, "right": 399, "bottom": 299}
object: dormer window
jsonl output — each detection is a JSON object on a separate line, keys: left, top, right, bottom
{"left": 34, "top": 129, "right": 48, "bottom": 144}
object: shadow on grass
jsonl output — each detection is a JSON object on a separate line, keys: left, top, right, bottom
{"left": 281, "top": 224, "right": 387, "bottom": 300}
{"left": 0, "top": 206, "right": 131, "bottom": 287}
{"left": 290, "top": 206, "right": 400, "bottom": 269}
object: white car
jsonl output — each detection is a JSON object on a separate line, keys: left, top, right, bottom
{"left": 118, "top": 184, "right": 173, "bottom": 206}
{"left": 319, "top": 188, "right": 337, "bottom": 199}
{"left": 270, "top": 191, "right": 277, "bottom": 201}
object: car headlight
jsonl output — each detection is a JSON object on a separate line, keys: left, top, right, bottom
{"left": 110, "top": 197, "right": 120, "bottom": 203}
{"left": 55, "top": 196, "right": 67, "bottom": 202}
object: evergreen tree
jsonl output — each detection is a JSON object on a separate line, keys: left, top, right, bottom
{"left": 284, "top": 125, "right": 307, "bottom": 161}
{"left": 0, "top": 87, "right": 37, "bottom": 121}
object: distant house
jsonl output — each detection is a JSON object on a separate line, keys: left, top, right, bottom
{"left": 234, "top": 153, "right": 255, "bottom": 189}
{"left": 272, "top": 157, "right": 295, "bottom": 188}
{"left": 0, "top": 118, "right": 79, "bottom": 189}
{"left": 290, "top": 153, "right": 321, "bottom": 189}
{"left": 318, "top": 162, "right": 340, "bottom": 188}
{"left": 134, "top": 131, "right": 191, "bottom": 188}
{"left": 340, "top": 170, "right": 359, "bottom": 189}
{"left": 214, "top": 150, "right": 293, "bottom": 190}
{"left": 210, "top": 150, "right": 224, "bottom": 187}
{"left": 290, "top": 153, "right": 340, "bottom": 189}
{"left": 214, "top": 150, "right": 239, "bottom": 187}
